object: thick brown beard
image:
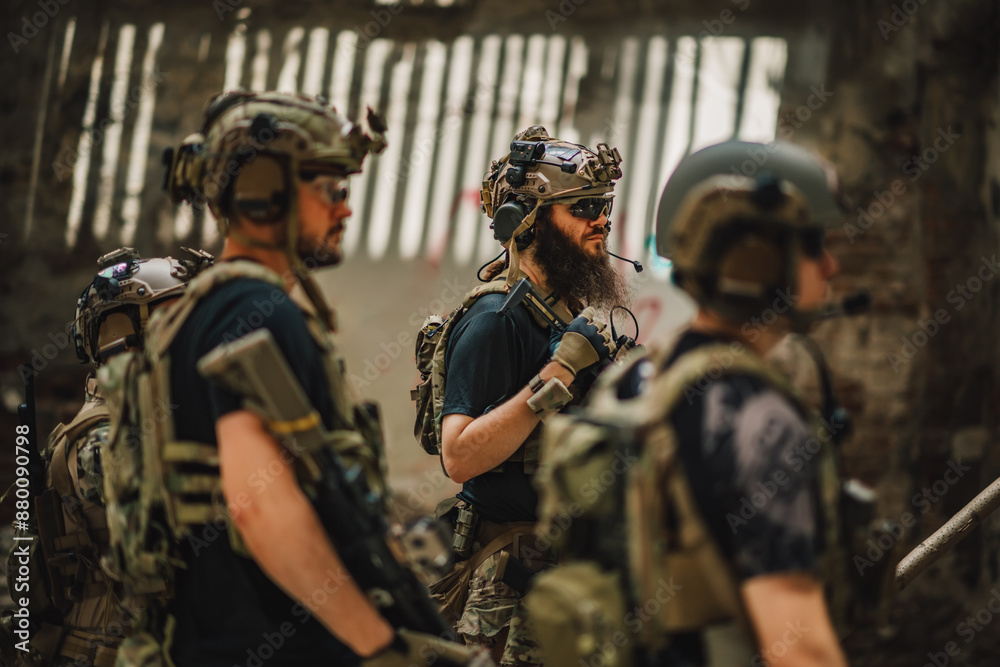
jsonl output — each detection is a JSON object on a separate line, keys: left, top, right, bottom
{"left": 527, "top": 208, "right": 630, "bottom": 312}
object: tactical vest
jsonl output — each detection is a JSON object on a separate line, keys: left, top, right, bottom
{"left": 98, "top": 261, "right": 388, "bottom": 659}
{"left": 526, "top": 338, "right": 844, "bottom": 667}
{"left": 412, "top": 271, "right": 571, "bottom": 475}
{"left": 11, "top": 387, "right": 132, "bottom": 667}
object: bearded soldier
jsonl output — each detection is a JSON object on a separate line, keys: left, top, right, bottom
{"left": 1, "top": 249, "right": 206, "bottom": 667}
{"left": 103, "top": 91, "right": 486, "bottom": 667}
{"left": 433, "top": 127, "right": 630, "bottom": 666}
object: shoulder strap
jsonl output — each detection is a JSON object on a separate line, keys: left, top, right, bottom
{"left": 459, "top": 277, "right": 510, "bottom": 308}
{"left": 644, "top": 340, "right": 812, "bottom": 425}
{"left": 150, "top": 261, "right": 285, "bottom": 358}
{"left": 462, "top": 272, "right": 571, "bottom": 330}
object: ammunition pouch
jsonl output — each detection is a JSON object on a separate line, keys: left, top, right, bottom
{"left": 449, "top": 500, "right": 479, "bottom": 560}
{"left": 55, "top": 627, "right": 124, "bottom": 667}
{"left": 526, "top": 562, "right": 633, "bottom": 667}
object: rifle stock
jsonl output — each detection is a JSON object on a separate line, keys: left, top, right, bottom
{"left": 197, "top": 329, "right": 457, "bottom": 638}
{"left": 498, "top": 278, "right": 569, "bottom": 331}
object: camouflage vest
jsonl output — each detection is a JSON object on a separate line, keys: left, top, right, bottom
{"left": 97, "top": 261, "right": 388, "bottom": 660}
{"left": 412, "top": 272, "right": 571, "bottom": 475}
{"left": 3, "top": 385, "right": 132, "bottom": 667}
{"left": 525, "top": 339, "right": 844, "bottom": 667}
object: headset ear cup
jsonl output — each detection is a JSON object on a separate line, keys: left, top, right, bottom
{"left": 492, "top": 200, "right": 530, "bottom": 245}
{"left": 229, "top": 153, "right": 292, "bottom": 223}
{"left": 718, "top": 236, "right": 782, "bottom": 287}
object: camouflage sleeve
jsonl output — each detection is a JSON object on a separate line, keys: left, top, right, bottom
{"left": 77, "top": 421, "right": 110, "bottom": 506}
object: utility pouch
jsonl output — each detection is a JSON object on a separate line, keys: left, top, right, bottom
{"left": 451, "top": 500, "right": 479, "bottom": 560}
{"left": 427, "top": 558, "right": 476, "bottom": 629}
{"left": 34, "top": 488, "right": 70, "bottom": 614}
{"left": 525, "top": 561, "right": 634, "bottom": 667}
{"left": 427, "top": 524, "right": 520, "bottom": 628}
{"left": 412, "top": 315, "right": 445, "bottom": 456}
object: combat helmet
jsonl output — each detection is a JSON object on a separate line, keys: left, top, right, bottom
{"left": 162, "top": 90, "right": 387, "bottom": 329}
{"left": 163, "top": 90, "right": 386, "bottom": 232}
{"left": 656, "top": 140, "right": 844, "bottom": 330}
{"left": 482, "top": 126, "right": 622, "bottom": 284}
{"left": 73, "top": 247, "right": 213, "bottom": 365}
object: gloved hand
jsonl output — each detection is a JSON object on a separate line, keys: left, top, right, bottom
{"left": 549, "top": 307, "right": 615, "bottom": 376}
{"left": 362, "top": 629, "right": 496, "bottom": 667}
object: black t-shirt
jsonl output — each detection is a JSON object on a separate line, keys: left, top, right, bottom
{"left": 441, "top": 292, "right": 552, "bottom": 523}
{"left": 166, "top": 277, "right": 358, "bottom": 667}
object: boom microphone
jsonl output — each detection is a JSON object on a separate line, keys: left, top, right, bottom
{"left": 821, "top": 290, "right": 871, "bottom": 319}
{"left": 608, "top": 251, "right": 643, "bottom": 273}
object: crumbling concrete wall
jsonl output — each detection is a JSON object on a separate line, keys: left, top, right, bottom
{"left": 782, "top": 0, "right": 1000, "bottom": 662}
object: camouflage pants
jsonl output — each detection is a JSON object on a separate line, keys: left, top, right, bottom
{"left": 456, "top": 552, "right": 543, "bottom": 667}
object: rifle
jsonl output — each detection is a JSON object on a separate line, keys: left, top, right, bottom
{"left": 17, "top": 371, "right": 45, "bottom": 501}
{"left": 499, "top": 277, "right": 639, "bottom": 363}
{"left": 197, "top": 330, "right": 460, "bottom": 640}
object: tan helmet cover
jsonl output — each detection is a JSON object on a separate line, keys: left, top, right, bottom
{"left": 481, "top": 126, "right": 623, "bottom": 221}
{"left": 657, "top": 140, "right": 843, "bottom": 258}
{"left": 164, "top": 91, "right": 387, "bottom": 232}
{"left": 669, "top": 175, "right": 812, "bottom": 285}
{"left": 667, "top": 175, "right": 823, "bottom": 326}
{"left": 163, "top": 91, "right": 387, "bottom": 331}
{"left": 481, "top": 126, "right": 622, "bottom": 285}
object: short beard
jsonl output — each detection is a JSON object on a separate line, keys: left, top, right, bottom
{"left": 528, "top": 209, "right": 630, "bottom": 312}
{"left": 296, "top": 236, "right": 342, "bottom": 268}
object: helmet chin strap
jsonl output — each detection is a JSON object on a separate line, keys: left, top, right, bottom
{"left": 225, "top": 167, "right": 338, "bottom": 332}
{"left": 227, "top": 227, "right": 284, "bottom": 251}
{"left": 283, "top": 167, "right": 338, "bottom": 332}
{"left": 503, "top": 200, "right": 541, "bottom": 288}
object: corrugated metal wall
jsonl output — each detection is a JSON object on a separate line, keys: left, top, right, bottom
{"left": 25, "top": 15, "right": 787, "bottom": 269}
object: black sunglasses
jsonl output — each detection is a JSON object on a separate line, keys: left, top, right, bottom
{"left": 798, "top": 228, "right": 826, "bottom": 259}
{"left": 569, "top": 198, "right": 613, "bottom": 221}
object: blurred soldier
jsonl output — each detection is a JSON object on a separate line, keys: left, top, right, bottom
{"left": 1, "top": 249, "right": 207, "bottom": 667}
{"left": 528, "top": 141, "right": 853, "bottom": 667}
{"left": 429, "top": 127, "right": 629, "bottom": 666}
{"left": 109, "top": 90, "right": 482, "bottom": 667}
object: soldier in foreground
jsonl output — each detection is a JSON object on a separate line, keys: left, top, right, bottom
{"left": 528, "top": 141, "right": 852, "bottom": 667}
{"left": 1, "top": 249, "right": 207, "bottom": 667}
{"left": 422, "top": 127, "right": 630, "bottom": 666}
{"left": 104, "top": 91, "right": 484, "bottom": 667}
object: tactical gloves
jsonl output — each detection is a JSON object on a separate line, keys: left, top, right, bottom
{"left": 362, "top": 629, "right": 496, "bottom": 667}
{"left": 550, "top": 307, "right": 615, "bottom": 376}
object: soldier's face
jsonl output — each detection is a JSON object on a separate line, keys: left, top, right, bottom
{"left": 547, "top": 203, "right": 609, "bottom": 260}
{"left": 530, "top": 204, "right": 629, "bottom": 309}
{"left": 796, "top": 243, "right": 839, "bottom": 310}
{"left": 297, "top": 176, "right": 351, "bottom": 267}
